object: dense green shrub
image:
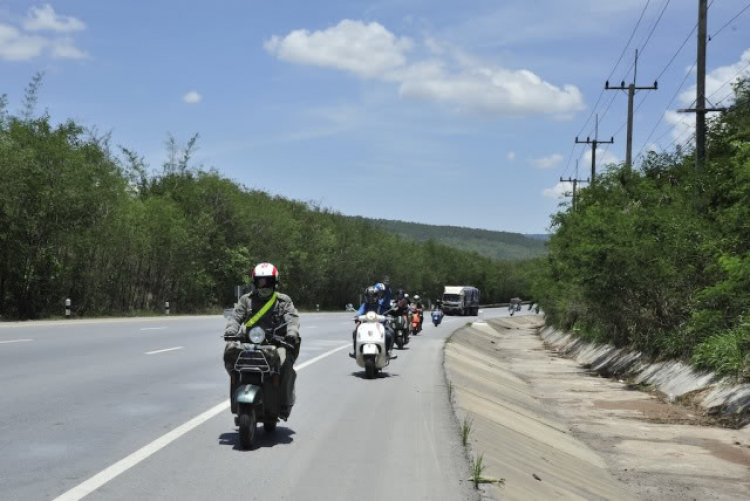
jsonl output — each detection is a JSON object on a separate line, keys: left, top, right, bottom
{"left": 532, "top": 80, "right": 750, "bottom": 378}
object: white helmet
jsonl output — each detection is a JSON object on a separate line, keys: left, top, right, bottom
{"left": 253, "top": 263, "right": 279, "bottom": 298}
{"left": 414, "top": 295, "right": 421, "bottom": 302}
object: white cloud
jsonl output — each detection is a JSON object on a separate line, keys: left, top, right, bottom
{"left": 398, "top": 63, "right": 584, "bottom": 116}
{"left": 543, "top": 182, "right": 571, "bottom": 199}
{"left": 679, "top": 48, "right": 750, "bottom": 107}
{"left": 264, "top": 20, "right": 413, "bottom": 79}
{"left": 528, "top": 153, "right": 563, "bottom": 169}
{"left": 51, "top": 37, "right": 87, "bottom": 59}
{"left": 265, "top": 20, "right": 585, "bottom": 117}
{"left": 581, "top": 148, "right": 620, "bottom": 169}
{"left": 507, "top": 151, "right": 516, "bottom": 161}
{"left": 23, "top": 4, "right": 85, "bottom": 33}
{"left": 663, "top": 48, "right": 750, "bottom": 145}
{"left": 0, "top": 6, "right": 87, "bottom": 62}
{"left": 183, "top": 91, "right": 202, "bottom": 104}
{"left": 0, "top": 23, "right": 48, "bottom": 61}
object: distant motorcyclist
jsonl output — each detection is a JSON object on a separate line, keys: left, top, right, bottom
{"left": 352, "top": 282, "right": 394, "bottom": 355}
{"left": 412, "top": 294, "right": 425, "bottom": 329}
{"left": 224, "top": 263, "right": 300, "bottom": 418}
{"left": 393, "top": 289, "right": 410, "bottom": 316}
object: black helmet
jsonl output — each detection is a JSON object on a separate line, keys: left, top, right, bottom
{"left": 396, "top": 288, "right": 405, "bottom": 300}
{"left": 364, "top": 286, "right": 379, "bottom": 305}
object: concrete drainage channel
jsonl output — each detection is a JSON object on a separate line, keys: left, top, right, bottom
{"left": 443, "top": 316, "right": 750, "bottom": 501}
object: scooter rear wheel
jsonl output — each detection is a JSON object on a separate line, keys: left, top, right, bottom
{"left": 395, "top": 335, "right": 404, "bottom": 349}
{"left": 263, "top": 420, "right": 277, "bottom": 433}
{"left": 365, "top": 358, "right": 376, "bottom": 379}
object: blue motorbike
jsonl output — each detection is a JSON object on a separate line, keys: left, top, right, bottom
{"left": 431, "top": 308, "right": 444, "bottom": 327}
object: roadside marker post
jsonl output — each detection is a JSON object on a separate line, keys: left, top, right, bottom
{"left": 65, "top": 298, "right": 71, "bottom": 319}
{"left": 165, "top": 301, "right": 170, "bottom": 315}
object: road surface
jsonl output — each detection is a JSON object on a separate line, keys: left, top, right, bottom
{"left": 0, "top": 307, "right": 528, "bottom": 500}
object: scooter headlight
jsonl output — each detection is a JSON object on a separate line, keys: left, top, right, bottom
{"left": 249, "top": 326, "right": 265, "bottom": 344}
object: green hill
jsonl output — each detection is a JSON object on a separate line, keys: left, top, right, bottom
{"left": 352, "top": 218, "right": 547, "bottom": 261}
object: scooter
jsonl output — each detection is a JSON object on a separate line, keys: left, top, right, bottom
{"left": 223, "top": 322, "right": 297, "bottom": 450}
{"left": 389, "top": 311, "right": 410, "bottom": 349}
{"left": 352, "top": 311, "right": 393, "bottom": 379}
{"left": 411, "top": 308, "right": 423, "bottom": 335}
{"left": 431, "top": 308, "right": 443, "bottom": 326}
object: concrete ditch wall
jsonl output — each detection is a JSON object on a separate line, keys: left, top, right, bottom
{"left": 540, "top": 326, "right": 750, "bottom": 420}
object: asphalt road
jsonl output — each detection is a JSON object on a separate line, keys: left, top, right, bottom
{"left": 0, "top": 307, "right": 528, "bottom": 501}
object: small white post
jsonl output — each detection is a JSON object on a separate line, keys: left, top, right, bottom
{"left": 165, "top": 301, "right": 170, "bottom": 315}
{"left": 65, "top": 298, "right": 71, "bottom": 319}
{"left": 316, "top": 304, "right": 320, "bottom": 312}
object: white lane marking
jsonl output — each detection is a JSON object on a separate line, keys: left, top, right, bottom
{"left": 144, "top": 346, "right": 183, "bottom": 355}
{"left": 307, "top": 326, "right": 318, "bottom": 329}
{"left": 140, "top": 327, "right": 166, "bottom": 331}
{"left": 0, "top": 338, "right": 34, "bottom": 344}
{"left": 52, "top": 342, "right": 350, "bottom": 501}
{"left": 340, "top": 321, "right": 352, "bottom": 325}
{"left": 294, "top": 343, "right": 349, "bottom": 370}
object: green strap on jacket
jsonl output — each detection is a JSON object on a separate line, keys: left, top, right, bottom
{"left": 244, "top": 292, "right": 278, "bottom": 328}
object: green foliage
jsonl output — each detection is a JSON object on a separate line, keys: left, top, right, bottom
{"left": 0, "top": 80, "right": 533, "bottom": 319}
{"left": 461, "top": 415, "right": 474, "bottom": 446}
{"left": 357, "top": 218, "right": 548, "bottom": 261}
{"left": 692, "top": 320, "right": 750, "bottom": 378}
{"left": 533, "top": 79, "right": 750, "bottom": 379}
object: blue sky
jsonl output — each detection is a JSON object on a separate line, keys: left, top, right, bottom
{"left": 1, "top": 1, "right": 749, "bottom": 233}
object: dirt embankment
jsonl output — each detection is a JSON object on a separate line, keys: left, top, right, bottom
{"left": 444, "top": 316, "right": 750, "bottom": 501}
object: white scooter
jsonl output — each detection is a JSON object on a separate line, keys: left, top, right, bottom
{"left": 351, "top": 311, "right": 394, "bottom": 379}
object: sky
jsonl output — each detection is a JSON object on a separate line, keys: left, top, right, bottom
{"left": 1, "top": 1, "right": 749, "bottom": 234}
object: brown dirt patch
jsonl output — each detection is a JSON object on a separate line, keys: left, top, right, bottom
{"left": 593, "top": 399, "right": 712, "bottom": 426}
{"left": 693, "top": 438, "right": 750, "bottom": 467}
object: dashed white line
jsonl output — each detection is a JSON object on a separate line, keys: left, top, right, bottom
{"left": 140, "top": 327, "right": 167, "bottom": 331}
{"left": 0, "top": 338, "right": 34, "bottom": 344}
{"left": 52, "top": 342, "right": 350, "bottom": 501}
{"left": 145, "top": 346, "right": 183, "bottom": 355}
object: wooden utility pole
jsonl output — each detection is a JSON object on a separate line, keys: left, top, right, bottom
{"left": 560, "top": 161, "right": 589, "bottom": 211}
{"left": 678, "top": 0, "right": 726, "bottom": 175}
{"left": 575, "top": 114, "right": 613, "bottom": 185}
{"left": 696, "top": 0, "right": 708, "bottom": 173}
{"left": 605, "top": 49, "right": 658, "bottom": 171}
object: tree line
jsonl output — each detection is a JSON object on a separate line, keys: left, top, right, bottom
{"left": 531, "top": 80, "right": 750, "bottom": 378}
{"left": 0, "top": 78, "right": 532, "bottom": 320}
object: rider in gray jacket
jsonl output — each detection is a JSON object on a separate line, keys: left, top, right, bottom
{"left": 224, "top": 263, "right": 300, "bottom": 417}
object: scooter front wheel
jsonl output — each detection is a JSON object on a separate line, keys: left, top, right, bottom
{"left": 238, "top": 409, "right": 257, "bottom": 450}
{"left": 395, "top": 335, "right": 404, "bottom": 349}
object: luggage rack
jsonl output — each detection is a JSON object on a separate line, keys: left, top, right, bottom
{"left": 235, "top": 348, "right": 272, "bottom": 373}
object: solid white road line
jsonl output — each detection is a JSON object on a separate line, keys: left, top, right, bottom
{"left": 144, "top": 346, "right": 183, "bottom": 355}
{"left": 52, "top": 342, "right": 351, "bottom": 501}
{"left": 140, "top": 327, "right": 167, "bottom": 331}
{"left": 0, "top": 338, "right": 34, "bottom": 344}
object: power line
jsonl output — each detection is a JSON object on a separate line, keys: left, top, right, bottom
{"left": 636, "top": 60, "right": 698, "bottom": 161}
{"left": 562, "top": 0, "right": 653, "bottom": 174}
{"left": 709, "top": 2, "right": 750, "bottom": 40}
{"left": 621, "top": 0, "right": 673, "bottom": 81}
{"left": 706, "top": 59, "right": 750, "bottom": 100}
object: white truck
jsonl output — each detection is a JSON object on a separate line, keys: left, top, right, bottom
{"left": 441, "top": 286, "right": 480, "bottom": 316}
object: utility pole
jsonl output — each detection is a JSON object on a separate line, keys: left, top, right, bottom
{"left": 678, "top": 0, "right": 725, "bottom": 175}
{"left": 560, "top": 161, "right": 589, "bottom": 211}
{"left": 605, "top": 49, "right": 658, "bottom": 171}
{"left": 575, "top": 114, "right": 613, "bottom": 185}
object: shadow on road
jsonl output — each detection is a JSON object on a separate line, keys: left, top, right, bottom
{"left": 218, "top": 427, "right": 296, "bottom": 451}
{"left": 350, "top": 371, "right": 399, "bottom": 380}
